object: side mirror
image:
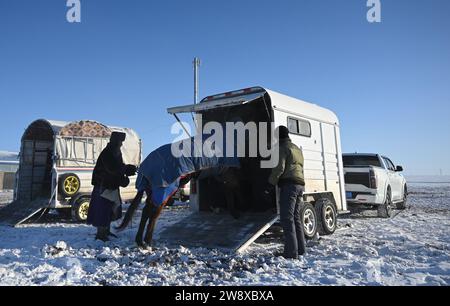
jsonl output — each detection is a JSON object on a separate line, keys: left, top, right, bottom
{"left": 396, "top": 166, "right": 404, "bottom": 172}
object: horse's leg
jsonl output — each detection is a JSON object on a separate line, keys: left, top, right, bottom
{"left": 143, "top": 205, "right": 164, "bottom": 245}
{"left": 135, "top": 203, "right": 151, "bottom": 247}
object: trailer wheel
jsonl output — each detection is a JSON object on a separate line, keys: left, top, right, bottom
{"left": 396, "top": 186, "right": 407, "bottom": 210}
{"left": 316, "top": 198, "right": 337, "bottom": 235}
{"left": 59, "top": 174, "right": 81, "bottom": 197}
{"left": 377, "top": 188, "right": 392, "bottom": 218}
{"left": 71, "top": 196, "right": 90, "bottom": 222}
{"left": 301, "top": 203, "right": 318, "bottom": 239}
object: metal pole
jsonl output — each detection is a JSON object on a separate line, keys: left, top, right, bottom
{"left": 193, "top": 57, "right": 201, "bottom": 104}
{"left": 192, "top": 57, "right": 201, "bottom": 129}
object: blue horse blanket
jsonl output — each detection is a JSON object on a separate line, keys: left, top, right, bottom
{"left": 136, "top": 136, "right": 240, "bottom": 207}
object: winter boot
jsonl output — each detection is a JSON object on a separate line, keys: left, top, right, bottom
{"left": 95, "top": 227, "right": 110, "bottom": 242}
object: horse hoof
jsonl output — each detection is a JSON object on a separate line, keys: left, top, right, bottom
{"left": 135, "top": 239, "right": 144, "bottom": 247}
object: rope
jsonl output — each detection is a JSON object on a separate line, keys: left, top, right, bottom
{"left": 32, "top": 186, "right": 57, "bottom": 223}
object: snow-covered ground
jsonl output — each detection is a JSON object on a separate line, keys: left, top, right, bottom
{"left": 0, "top": 183, "right": 449, "bottom": 286}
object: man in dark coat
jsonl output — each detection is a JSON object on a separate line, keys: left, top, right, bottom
{"left": 87, "top": 132, "right": 137, "bottom": 241}
{"left": 268, "top": 126, "right": 306, "bottom": 259}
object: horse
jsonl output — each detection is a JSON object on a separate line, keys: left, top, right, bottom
{"left": 115, "top": 175, "right": 193, "bottom": 248}
{"left": 115, "top": 169, "right": 244, "bottom": 248}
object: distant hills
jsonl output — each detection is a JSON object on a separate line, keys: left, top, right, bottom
{"left": 405, "top": 175, "right": 450, "bottom": 183}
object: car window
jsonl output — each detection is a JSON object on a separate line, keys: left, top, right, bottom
{"left": 343, "top": 155, "right": 382, "bottom": 167}
{"left": 383, "top": 157, "right": 395, "bottom": 171}
{"left": 386, "top": 158, "right": 396, "bottom": 171}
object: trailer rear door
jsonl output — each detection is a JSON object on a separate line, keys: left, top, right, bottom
{"left": 157, "top": 211, "right": 278, "bottom": 253}
{"left": 167, "top": 91, "right": 265, "bottom": 115}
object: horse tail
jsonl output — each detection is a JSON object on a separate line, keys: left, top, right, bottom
{"left": 115, "top": 191, "right": 144, "bottom": 231}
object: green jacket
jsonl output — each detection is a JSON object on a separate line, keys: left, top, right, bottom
{"left": 268, "top": 138, "right": 305, "bottom": 186}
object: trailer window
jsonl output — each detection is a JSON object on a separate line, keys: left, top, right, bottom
{"left": 287, "top": 117, "right": 311, "bottom": 137}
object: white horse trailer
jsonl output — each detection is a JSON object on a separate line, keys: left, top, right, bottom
{"left": 9, "top": 119, "right": 141, "bottom": 224}
{"left": 162, "top": 87, "right": 347, "bottom": 252}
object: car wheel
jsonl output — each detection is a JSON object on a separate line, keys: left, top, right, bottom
{"left": 165, "top": 198, "right": 175, "bottom": 207}
{"left": 59, "top": 173, "right": 81, "bottom": 197}
{"left": 301, "top": 203, "right": 318, "bottom": 239}
{"left": 71, "top": 196, "right": 90, "bottom": 222}
{"left": 377, "top": 188, "right": 392, "bottom": 218}
{"left": 396, "top": 186, "right": 407, "bottom": 210}
{"left": 315, "top": 198, "right": 337, "bottom": 235}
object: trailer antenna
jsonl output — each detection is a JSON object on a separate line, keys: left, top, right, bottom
{"left": 194, "top": 57, "right": 201, "bottom": 104}
{"left": 191, "top": 57, "right": 201, "bottom": 129}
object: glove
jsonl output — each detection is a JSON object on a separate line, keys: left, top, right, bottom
{"left": 120, "top": 175, "right": 130, "bottom": 188}
{"left": 124, "top": 164, "right": 137, "bottom": 177}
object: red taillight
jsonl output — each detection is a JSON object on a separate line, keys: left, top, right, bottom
{"left": 370, "top": 170, "right": 377, "bottom": 189}
{"left": 190, "top": 179, "right": 197, "bottom": 194}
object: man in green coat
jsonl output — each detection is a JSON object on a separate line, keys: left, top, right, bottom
{"left": 269, "top": 126, "right": 306, "bottom": 259}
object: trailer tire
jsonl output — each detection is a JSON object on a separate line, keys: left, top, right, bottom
{"left": 71, "top": 195, "right": 91, "bottom": 222}
{"left": 59, "top": 174, "right": 81, "bottom": 197}
{"left": 396, "top": 186, "right": 407, "bottom": 210}
{"left": 301, "top": 203, "right": 318, "bottom": 240}
{"left": 315, "top": 198, "right": 337, "bottom": 235}
{"left": 377, "top": 188, "right": 392, "bottom": 218}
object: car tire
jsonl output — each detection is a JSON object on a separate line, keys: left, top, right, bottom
{"left": 377, "top": 188, "right": 392, "bottom": 218}
{"left": 165, "top": 198, "right": 175, "bottom": 207}
{"left": 71, "top": 195, "right": 91, "bottom": 222}
{"left": 315, "top": 198, "right": 337, "bottom": 235}
{"left": 301, "top": 203, "right": 318, "bottom": 240}
{"left": 396, "top": 186, "right": 407, "bottom": 210}
{"left": 59, "top": 173, "right": 81, "bottom": 198}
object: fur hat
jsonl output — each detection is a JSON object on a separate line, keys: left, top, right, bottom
{"left": 110, "top": 132, "right": 126, "bottom": 144}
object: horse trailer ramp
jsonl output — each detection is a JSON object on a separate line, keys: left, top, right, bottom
{"left": 0, "top": 199, "right": 49, "bottom": 227}
{"left": 157, "top": 212, "right": 278, "bottom": 253}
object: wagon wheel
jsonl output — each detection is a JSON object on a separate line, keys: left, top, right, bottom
{"left": 71, "top": 195, "right": 91, "bottom": 222}
{"left": 59, "top": 174, "right": 81, "bottom": 197}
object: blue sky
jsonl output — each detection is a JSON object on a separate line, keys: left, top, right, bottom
{"left": 0, "top": 0, "right": 449, "bottom": 175}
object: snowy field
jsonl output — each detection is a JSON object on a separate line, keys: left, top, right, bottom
{"left": 0, "top": 183, "right": 449, "bottom": 286}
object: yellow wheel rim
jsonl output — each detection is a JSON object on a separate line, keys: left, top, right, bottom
{"left": 78, "top": 201, "right": 90, "bottom": 221}
{"left": 63, "top": 176, "right": 79, "bottom": 195}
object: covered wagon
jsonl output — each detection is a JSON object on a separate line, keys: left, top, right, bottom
{"left": 14, "top": 119, "right": 142, "bottom": 222}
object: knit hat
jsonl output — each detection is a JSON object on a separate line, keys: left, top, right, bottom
{"left": 276, "top": 126, "right": 290, "bottom": 140}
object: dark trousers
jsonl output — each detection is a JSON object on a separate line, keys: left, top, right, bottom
{"left": 279, "top": 184, "right": 306, "bottom": 258}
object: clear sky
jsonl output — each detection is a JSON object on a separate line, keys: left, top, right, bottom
{"left": 0, "top": 0, "right": 449, "bottom": 175}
